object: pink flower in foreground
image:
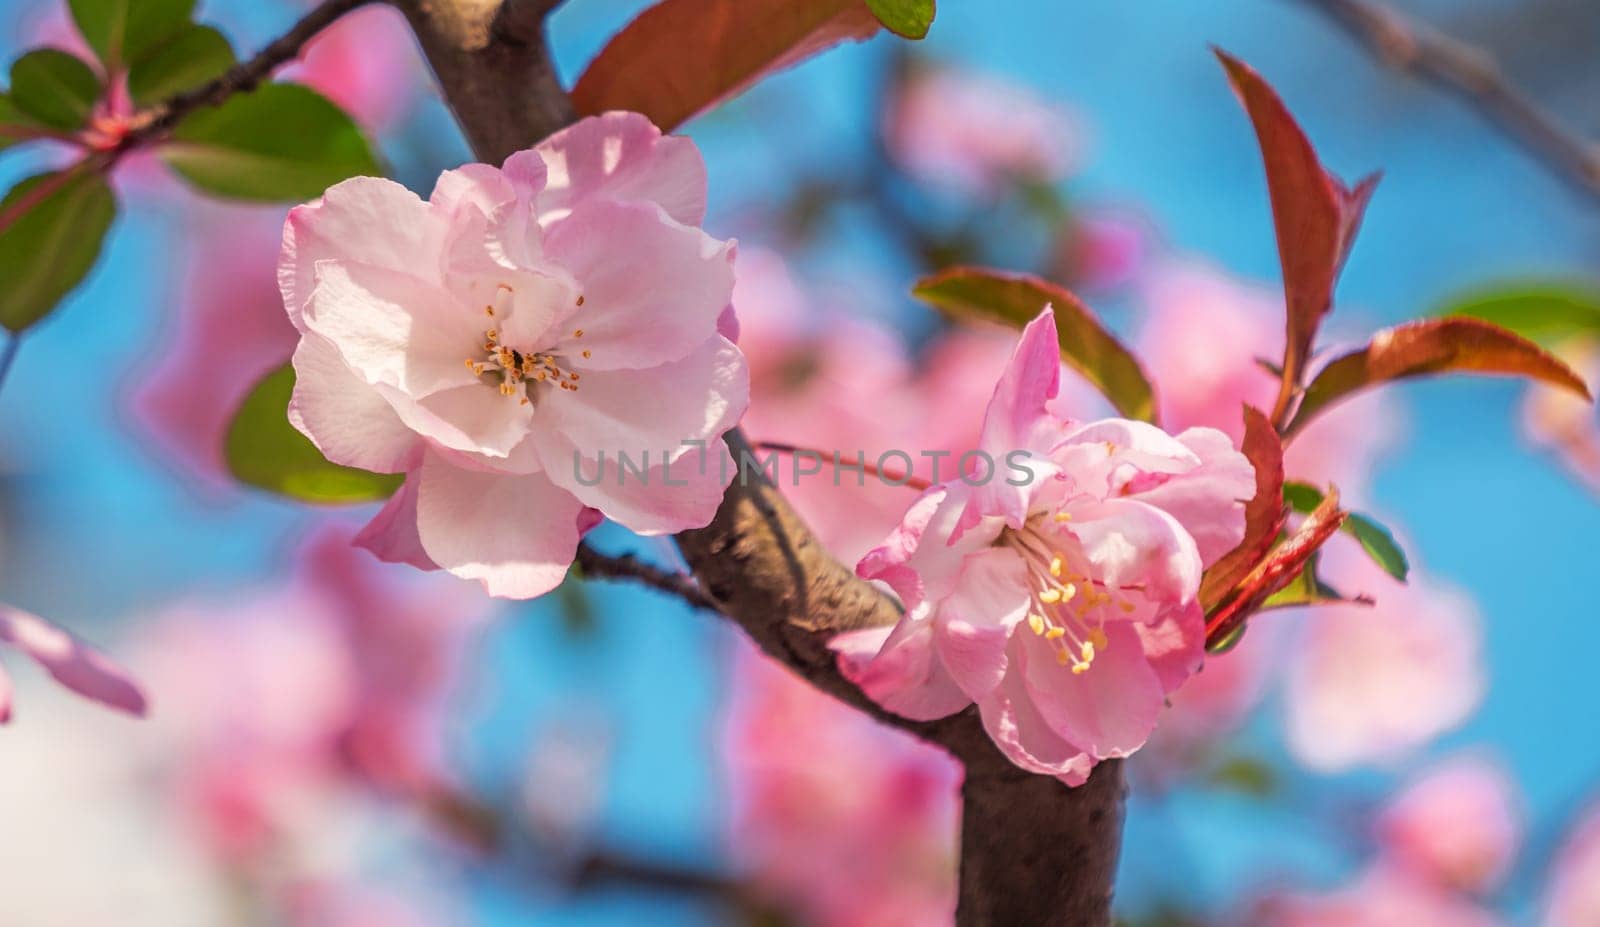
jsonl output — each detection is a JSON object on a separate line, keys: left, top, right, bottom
{"left": 1545, "top": 802, "right": 1600, "bottom": 927}
{"left": 1283, "top": 548, "right": 1484, "bottom": 772}
{"left": 884, "top": 64, "right": 1078, "bottom": 196}
{"left": 282, "top": 112, "right": 748, "bottom": 598}
{"left": 1374, "top": 754, "right": 1522, "bottom": 894}
{"left": 726, "top": 644, "right": 958, "bottom": 926}
{"left": 1258, "top": 866, "right": 1505, "bottom": 927}
{"left": 833, "top": 309, "right": 1254, "bottom": 783}
{"left": 0, "top": 604, "right": 146, "bottom": 723}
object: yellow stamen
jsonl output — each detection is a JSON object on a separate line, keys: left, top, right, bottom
{"left": 1049, "top": 555, "right": 1064, "bottom": 576}
{"left": 1039, "top": 588, "right": 1063, "bottom": 605}
{"left": 1027, "top": 613, "right": 1046, "bottom": 636}
{"left": 1044, "top": 627, "right": 1066, "bottom": 641}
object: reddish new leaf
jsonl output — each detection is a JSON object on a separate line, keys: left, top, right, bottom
{"left": 1199, "top": 406, "right": 1285, "bottom": 610}
{"left": 913, "top": 267, "right": 1158, "bottom": 422}
{"left": 1216, "top": 49, "right": 1378, "bottom": 424}
{"left": 1288, "top": 317, "right": 1593, "bottom": 437}
{"left": 572, "top": 0, "right": 882, "bottom": 132}
{"left": 1205, "top": 487, "right": 1348, "bottom": 650}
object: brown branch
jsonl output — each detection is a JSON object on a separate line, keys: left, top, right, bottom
{"left": 574, "top": 542, "right": 721, "bottom": 612}
{"left": 1293, "top": 0, "right": 1600, "bottom": 200}
{"left": 397, "top": 5, "right": 1127, "bottom": 923}
{"left": 122, "top": 0, "right": 376, "bottom": 148}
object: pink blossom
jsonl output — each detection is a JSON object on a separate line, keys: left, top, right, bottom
{"left": 1374, "top": 754, "right": 1522, "bottom": 893}
{"left": 725, "top": 643, "right": 958, "bottom": 926}
{"left": 1258, "top": 866, "right": 1505, "bottom": 927}
{"left": 1545, "top": 801, "right": 1600, "bottom": 927}
{"left": 833, "top": 308, "right": 1254, "bottom": 782}
{"left": 1136, "top": 260, "right": 1400, "bottom": 491}
{"left": 1138, "top": 618, "right": 1284, "bottom": 777}
{"left": 281, "top": 112, "right": 748, "bottom": 598}
{"left": 735, "top": 248, "right": 935, "bottom": 564}
{"left": 0, "top": 603, "right": 146, "bottom": 723}
{"left": 883, "top": 64, "right": 1079, "bottom": 196}
{"left": 1283, "top": 546, "right": 1484, "bottom": 771}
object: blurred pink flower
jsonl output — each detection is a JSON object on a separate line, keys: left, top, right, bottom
{"left": 1374, "top": 754, "right": 1523, "bottom": 894}
{"left": 1052, "top": 211, "right": 1147, "bottom": 292}
{"left": 0, "top": 603, "right": 147, "bottom": 723}
{"left": 1136, "top": 260, "right": 1401, "bottom": 491}
{"left": 131, "top": 205, "right": 298, "bottom": 486}
{"left": 1283, "top": 546, "right": 1484, "bottom": 772}
{"left": 1258, "top": 866, "right": 1505, "bottom": 927}
{"left": 1138, "top": 618, "right": 1284, "bottom": 776}
{"left": 834, "top": 309, "right": 1253, "bottom": 783}
{"left": 725, "top": 643, "right": 958, "bottom": 927}
{"left": 282, "top": 112, "right": 747, "bottom": 598}
{"left": 282, "top": 4, "right": 422, "bottom": 132}
{"left": 1545, "top": 801, "right": 1600, "bottom": 927}
{"left": 883, "top": 63, "right": 1078, "bottom": 196}
{"left": 735, "top": 248, "right": 932, "bottom": 564}
{"left": 136, "top": 523, "right": 486, "bottom": 865}
{"left": 1522, "top": 339, "right": 1600, "bottom": 493}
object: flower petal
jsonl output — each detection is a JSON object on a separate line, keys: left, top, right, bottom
{"left": 831, "top": 621, "right": 971, "bottom": 722}
{"left": 1067, "top": 498, "right": 1203, "bottom": 604}
{"left": 302, "top": 259, "right": 481, "bottom": 398}
{"left": 934, "top": 548, "right": 1031, "bottom": 700}
{"left": 414, "top": 450, "right": 584, "bottom": 599}
{"left": 542, "top": 432, "right": 736, "bottom": 534}
{"left": 965, "top": 308, "right": 1063, "bottom": 531}
{"left": 544, "top": 199, "right": 735, "bottom": 370}
{"left": 288, "top": 332, "right": 420, "bottom": 473}
{"left": 354, "top": 476, "right": 438, "bottom": 571}
{"left": 1020, "top": 621, "right": 1164, "bottom": 757}
{"left": 0, "top": 605, "right": 147, "bottom": 718}
{"left": 281, "top": 177, "right": 449, "bottom": 328}
{"left": 1122, "top": 426, "right": 1253, "bottom": 565}
{"left": 977, "top": 663, "right": 1096, "bottom": 784}
{"left": 534, "top": 111, "right": 708, "bottom": 226}
{"left": 536, "top": 335, "right": 747, "bottom": 469}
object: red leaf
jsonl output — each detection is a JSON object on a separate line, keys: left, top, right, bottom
{"left": 1215, "top": 49, "right": 1377, "bottom": 423}
{"left": 1287, "top": 317, "right": 1594, "bottom": 437}
{"left": 1200, "top": 406, "right": 1285, "bottom": 611}
{"left": 1205, "top": 486, "right": 1347, "bottom": 649}
{"left": 572, "top": 0, "right": 882, "bottom": 132}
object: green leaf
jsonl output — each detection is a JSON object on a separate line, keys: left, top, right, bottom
{"left": 0, "top": 93, "right": 47, "bottom": 151}
{"left": 913, "top": 267, "right": 1159, "bottom": 422}
{"left": 226, "top": 364, "right": 403, "bottom": 504}
{"left": 0, "top": 171, "right": 117, "bottom": 332}
{"left": 1207, "top": 755, "right": 1279, "bottom": 797}
{"left": 161, "top": 83, "right": 382, "bottom": 201}
{"left": 127, "top": 24, "right": 234, "bottom": 107}
{"left": 865, "top": 0, "right": 935, "bottom": 38}
{"left": 8, "top": 50, "right": 103, "bottom": 130}
{"left": 68, "top": 0, "right": 195, "bottom": 71}
{"left": 1282, "top": 481, "right": 1409, "bottom": 581}
{"left": 1436, "top": 283, "right": 1600, "bottom": 347}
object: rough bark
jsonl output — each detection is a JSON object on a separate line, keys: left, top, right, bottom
{"left": 392, "top": 3, "right": 1127, "bottom": 923}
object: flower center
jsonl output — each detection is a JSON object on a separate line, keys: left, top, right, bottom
{"left": 463, "top": 283, "right": 590, "bottom": 406}
{"left": 1002, "top": 511, "right": 1140, "bottom": 674}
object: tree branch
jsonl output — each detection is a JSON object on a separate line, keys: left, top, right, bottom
{"left": 124, "top": 0, "right": 377, "bottom": 147}
{"left": 1292, "top": 0, "right": 1600, "bottom": 200}
{"left": 396, "top": 5, "right": 1127, "bottom": 923}
{"left": 574, "top": 542, "right": 721, "bottom": 612}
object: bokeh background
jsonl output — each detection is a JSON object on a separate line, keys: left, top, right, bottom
{"left": 2, "top": 0, "right": 1598, "bottom": 924}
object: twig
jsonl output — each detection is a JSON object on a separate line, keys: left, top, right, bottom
{"left": 1293, "top": 0, "right": 1600, "bottom": 200}
{"left": 0, "top": 334, "right": 20, "bottom": 397}
{"left": 121, "top": 0, "right": 376, "bottom": 149}
{"left": 574, "top": 542, "right": 721, "bottom": 613}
